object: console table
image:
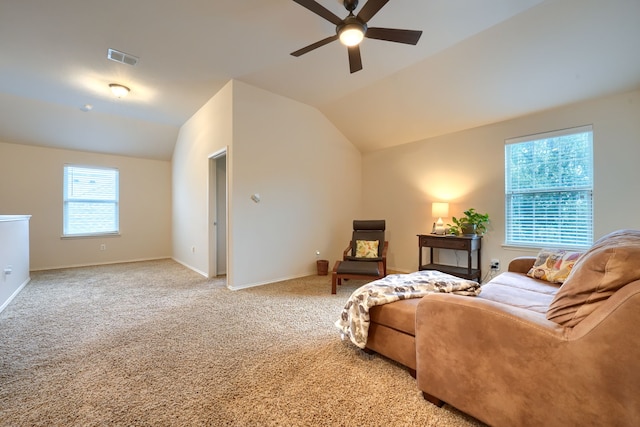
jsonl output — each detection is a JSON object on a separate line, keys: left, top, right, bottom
{"left": 417, "top": 234, "right": 482, "bottom": 280}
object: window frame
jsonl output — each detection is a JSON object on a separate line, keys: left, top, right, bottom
{"left": 62, "top": 164, "right": 120, "bottom": 238}
{"left": 504, "top": 125, "right": 594, "bottom": 249}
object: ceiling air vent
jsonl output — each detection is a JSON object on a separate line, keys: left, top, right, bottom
{"left": 107, "top": 48, "right": 139, "bottom": 66}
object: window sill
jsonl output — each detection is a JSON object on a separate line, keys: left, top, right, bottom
{"left": 61, "top": 233, "right": 121, "bottom": 240}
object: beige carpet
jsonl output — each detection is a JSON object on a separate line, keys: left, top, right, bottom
{"left": 0, "top": 259, "right": 484, "bottom": 426}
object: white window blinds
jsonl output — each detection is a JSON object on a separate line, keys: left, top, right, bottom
{"left": 505, "top": 125, "right": 593, "bottom": 248}
{"left": 63, "top": 165, "right": 119, "bottom": 236}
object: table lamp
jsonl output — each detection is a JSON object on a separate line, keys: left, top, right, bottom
{"left": 432, "top": 202, "right": 449, "bottom": 235}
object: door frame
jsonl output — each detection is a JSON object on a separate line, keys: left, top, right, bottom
{"left": 208, "top": 148, "right": 228, "bottom": 278}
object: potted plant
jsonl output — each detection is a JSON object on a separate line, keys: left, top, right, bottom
{"left": 447, "top": 208, "right": 490, "bottom": 236}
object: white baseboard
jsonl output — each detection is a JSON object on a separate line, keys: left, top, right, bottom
{"left": 0, "top": 276, "right": 31, "bottom": 314}
{"left": 30, "top": 257, "right": 172, "bottom": 272}
{"left": 171, "top": 258, "right": 208, "bottom": 278}
{"left": 228, "top": 269, "right": 319, "bottom": 291}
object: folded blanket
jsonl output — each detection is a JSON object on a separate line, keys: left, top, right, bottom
{"left": 335, "top": 270, "right": 481, "bottom": 349}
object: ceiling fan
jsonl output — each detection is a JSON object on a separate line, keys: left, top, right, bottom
{"left": 290, "top": 0, "right": 423, "bottom": 73}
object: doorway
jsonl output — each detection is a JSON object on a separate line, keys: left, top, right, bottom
{"left": 209, "top": 149, "right": 227, "bottom": 277}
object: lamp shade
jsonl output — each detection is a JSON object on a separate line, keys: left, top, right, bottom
{"left": 432, "top": 202, "right": 449, "bottom": 219}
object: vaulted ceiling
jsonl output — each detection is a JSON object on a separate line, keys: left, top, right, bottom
{"left": 1, "top": 0, "right": 639, "bottom": 160}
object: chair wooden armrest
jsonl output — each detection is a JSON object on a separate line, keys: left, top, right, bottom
{"left": 343, "top": 241, "right": 353, "bottom": 259}
{"left": 381, "top": 241, "right": 389, "bottom": 257}
{"left": 382, "top": 241, "right": 389, "bottom": 275}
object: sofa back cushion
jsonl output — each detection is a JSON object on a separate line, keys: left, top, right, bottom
{"left": 547, "top": 229, "right": 640, "bottom": 327}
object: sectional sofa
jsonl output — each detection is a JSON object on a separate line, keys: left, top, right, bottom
{"left": 365, "top": 229, "right": 640, "bottom": 426}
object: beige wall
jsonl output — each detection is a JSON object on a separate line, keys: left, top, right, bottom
{"left": 172, "top": 81, "right": 233, "bottom": 276}
{"left": 231, "top": 81, "right": 361, "bottom": 288}
{"left": 172, "top": 80, "right": 362, "bottom": 289}
{"left": 363, "top": 88, "right": 640, "bottom": 276}
{"left": 5, "top": 82, "right": 634, "bottom": 283}
{"left": 0, "top": 142, "right": 172, "bottom": 270}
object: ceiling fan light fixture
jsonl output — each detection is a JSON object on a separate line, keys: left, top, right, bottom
{"left": 338, "top": 15, "right": 367, "bottom": 47}
{"left": 339, "top": 24, "right": 365, "bottom": 46}
{"left": 109, "top": 83, "right": 130, "bottom": 98}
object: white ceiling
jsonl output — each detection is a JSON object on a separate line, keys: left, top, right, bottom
{"left": 1, "top": 0, "right": 639, "bottom": 160}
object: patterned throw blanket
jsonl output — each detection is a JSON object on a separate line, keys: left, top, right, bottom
{"left": 335, "top": 270, "right": 482, "bottom": 349}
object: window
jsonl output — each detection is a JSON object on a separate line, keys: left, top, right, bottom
{"left": 505, "top": 125, "right": 593, "bottom": 248}
{"left": 63, "top": 165, "right": 119, "bottom": 236}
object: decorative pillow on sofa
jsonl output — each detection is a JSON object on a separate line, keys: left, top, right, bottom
{"left": 527, "top": 249, "right": 583, "bottom": 284}
{"left": 547, "top": 229, "right": 640, "bottom": 327}
{"left": 355, "top": 240, "right": 379, "bottom": 258}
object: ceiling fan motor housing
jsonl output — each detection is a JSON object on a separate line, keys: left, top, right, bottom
{"left": 344, "top": 0, "right": 359, "bottom": 12}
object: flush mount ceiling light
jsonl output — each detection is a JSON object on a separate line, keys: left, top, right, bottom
{"left": 109, "top": 83, "right": 130, "bottom": 98}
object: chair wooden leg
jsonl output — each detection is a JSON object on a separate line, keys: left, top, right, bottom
{"left": 331, "top": 272, "right": 337, "bottom": 294}
{"left": 331, "top": 261, "right": 342, "bottom": 294}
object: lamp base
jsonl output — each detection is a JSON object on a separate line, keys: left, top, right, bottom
{"left": 432, "top": 218, "right": 446, "bottom": 235}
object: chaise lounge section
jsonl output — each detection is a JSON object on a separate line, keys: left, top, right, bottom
{"left": 415, "top": 229, "right": 640, "bottom": 426}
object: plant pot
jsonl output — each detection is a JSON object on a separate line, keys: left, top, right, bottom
{"left": 317, "top": 259, "right": 329, "bottom": 276}
{"left": 461, "top": 223, "right": 477, "bottom": 236}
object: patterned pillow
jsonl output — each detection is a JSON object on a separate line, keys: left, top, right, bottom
{"left": 355, "top": 240, "right": 379, "bottom": 258}
{"left": 527, "top": 249, "right": 583, "bottom": 284}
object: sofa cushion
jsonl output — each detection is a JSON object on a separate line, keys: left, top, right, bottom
{"left": 369, "top": 298, "right": 421, "bottom": 336}
{"left": 479, "top": 272, "right": 560, "bottom": 314}
{"left": 527, "top": 248, "right": 583, "bottom": 284}
{"left": 547, "top": 229, "right": 640, "bottom": 327}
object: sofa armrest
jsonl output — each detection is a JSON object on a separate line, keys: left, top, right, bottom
{"left": 415, "top": 289, "right": 640, "bottom": 426}
{"left": 508, "top": 256, "right": 536, "bottom": 273}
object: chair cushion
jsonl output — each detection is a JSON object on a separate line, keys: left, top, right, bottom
{"left": 350, "top": 220, "right": 385, "bottom": 258}
{"left": 336, "top": 260, "right": 380, "bottom": 276}
{"left": 345, "top": 255, "right": 383, "bottom": 262}
{"left": 353, "top": 220, "right": 385, "bottom": 231}
{"left": 351, "top": 230, "right": 384, "bottom": 257}
{"left": 547, "top": 229, "right": 640, "bottom": 327}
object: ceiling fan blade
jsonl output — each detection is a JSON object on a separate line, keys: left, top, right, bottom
{"left": 365, "top": 27, "right": 423, "bottom": 45}
{"left": 348, "top": 45, "right": 363, "bottom": 73}
{"left": 356, "top": 0, "right": 389, "bottom": 23}
{"left": 290, "top": 35, "right": 339, "bottom": 57}
{"left": 292, "top": 0, "right": 343, "bottom": 25}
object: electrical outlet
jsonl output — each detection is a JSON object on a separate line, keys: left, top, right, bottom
{"left": 490, "top": 259, "right": 500, "bottom": 271}
{"left": 100, "top": 244, "right": 106, "bottom": 251}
